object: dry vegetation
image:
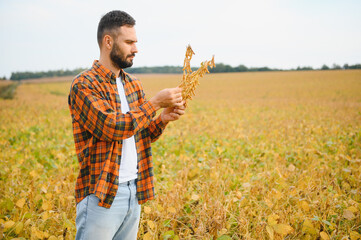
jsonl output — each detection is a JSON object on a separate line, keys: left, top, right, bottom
{"left": 0, "top": 82, "right": 20, "bottom": 100}
{"left": 179, "top": 45, "right": 215, "bottom": 106}
{"left": 0, "top": 70, "right": 360, "bottom": 239}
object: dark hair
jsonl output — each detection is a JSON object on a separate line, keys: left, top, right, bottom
{"left": 97, "top": 10, "right": 136, "bottom": 46}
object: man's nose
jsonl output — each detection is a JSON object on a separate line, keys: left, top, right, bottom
{"left": 132, "top": 44, "right": 138, "bottom": 54}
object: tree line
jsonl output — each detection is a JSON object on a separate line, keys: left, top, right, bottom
{"left": 5, "top": 63, "right": 361, "bottom": 81}
{"left": 9, "top": 68, "right": 86, "bottom": 81}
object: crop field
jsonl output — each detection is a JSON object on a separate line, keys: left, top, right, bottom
{"left": 0, "top": 70, "right": 360, "bottom": 239}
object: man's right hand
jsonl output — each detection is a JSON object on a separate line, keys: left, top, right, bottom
{"left": 149, "top": 87, "right": 183, "bottom": 110}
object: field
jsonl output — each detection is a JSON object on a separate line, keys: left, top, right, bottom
{"left": 0, "top": 70, "right": 360, "bottom": 239}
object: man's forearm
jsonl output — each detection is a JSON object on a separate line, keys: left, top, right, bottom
{"left": 149, "top": 114, "right": 168, "bottom": 143}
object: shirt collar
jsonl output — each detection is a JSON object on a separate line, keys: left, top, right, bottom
{"left": 92, "top": 60, "right": 129, "bottom": 83}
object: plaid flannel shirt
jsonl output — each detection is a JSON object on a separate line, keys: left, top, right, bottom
{"left": 68, "top": 60, "right": 167, "bottom": 208}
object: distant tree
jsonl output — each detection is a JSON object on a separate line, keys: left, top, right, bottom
{"left": 348, "top": 64, "right": 361, "bottom": 69}
{"left": 249, "top": 67, "right": 273, "bottom": 72}
{"left": 343, "top": 64, "right": 349, "bottom": 69}
{"left": 321, "top": 64, "right": 330, "bottom": 70}
{"left": 332, "top": 64, "right": 342, "bottom": 70}
{"left": 0, "top": 76, "right": 7, "bottom": 80}
{"left": 209, "top": 63, "right": 234, "bottom": 73}
{"left": 127, "top": 66, "right": 183, "bottom": 74}
{"left": 10, "top": 68, "right": 86, "bottom": 80}
{"left": 297, "top": 66, "right": 313, "bottom": 71}
{"left": 235, "top": 64, "right": 248, "bottom": 72}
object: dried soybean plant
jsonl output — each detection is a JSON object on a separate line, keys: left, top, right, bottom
{"left": 179, "top": 45, "right": 215, "bottom": 106}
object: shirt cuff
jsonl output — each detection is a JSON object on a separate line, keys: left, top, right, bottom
{"left": 140, "top": 100, "right": 157, "bottom": 120}
{"left": 154, "top": 114, "right": 168, "bottom": 129}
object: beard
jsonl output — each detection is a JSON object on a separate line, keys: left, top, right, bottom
{"left": 110, "top": 43, "right": 135, "bottom": 69}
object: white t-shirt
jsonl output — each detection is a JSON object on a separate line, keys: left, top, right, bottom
{"left": 116, "top": 76, "right": 138, "bottom": 183}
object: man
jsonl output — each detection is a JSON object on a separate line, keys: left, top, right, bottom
{"left": 68, "top": 10, "right": 185, "bottom": 239}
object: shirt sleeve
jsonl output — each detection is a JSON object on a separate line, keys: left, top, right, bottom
{"left": 69, "top": 81, "right": 157, "bottom": 142}
{"left": 137, "top": 84, "right": 168, "bottom": 142}
{"left": 149, "top": 114, "right": 168, "bottom": 143}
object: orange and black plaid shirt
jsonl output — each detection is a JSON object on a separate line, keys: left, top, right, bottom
{"left": 68, "top": 60, "right": 167, "bottom": 208}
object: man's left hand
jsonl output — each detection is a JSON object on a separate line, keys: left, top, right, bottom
{"left": 161, "top": 102, "right": 186, "bottom": 124}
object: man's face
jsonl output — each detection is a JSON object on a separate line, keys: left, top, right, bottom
{"left": 110, "top": 26, "right": 138, "bottom": 69}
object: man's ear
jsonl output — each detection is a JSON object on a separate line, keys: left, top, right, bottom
{"left": 103, "top": 34, "right": 113, "bottom": 50}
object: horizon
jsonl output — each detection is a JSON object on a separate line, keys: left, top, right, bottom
{"left": 3, "top": 61, "right": 361, "bottom": 80}
{"left": 5, "top": 63, "right": 361, "bottom": 82}
{"left": 6, "top": 61, "right": 360, "bottom": 73}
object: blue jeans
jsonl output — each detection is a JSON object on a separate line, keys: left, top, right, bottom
{"left": 75, "top": 179, "right": 141, "bottom": 240}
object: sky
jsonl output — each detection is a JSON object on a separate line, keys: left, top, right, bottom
{"left": 0, "top": 0, "right": 360, "bottom": 78}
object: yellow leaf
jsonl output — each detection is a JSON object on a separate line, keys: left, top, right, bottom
{"left": 288, "top": 164, "right": 296, "bottom": 171}
{"left": 16, "top": 198, "right": 26, "bottom": 208}
{"left": 191, "top": 194, "right": 200, "bottom": 201}
{"left": 36, "top": 230, "right": 44, "bottom": 239}
{"left": 219, "top": 228, "right": 227, "bottom": 235}
{"left": 300, "top": 201, "right": 310, "bottom": 212}
{"left": 31, "top": 226, "right": 38, "bottom": 238}
{"left": 235, "top": 191, "right": 242, "bottom": 199}
{"left": 34, "top": 194, "right": 42, "bottom": 203}
{"left": 272, "top": 189, "right": 283, "bottom": 200}
{"left": 217, "top": 146, "right": 224, "bottom": 155}
{"left": 272, "top": 223, "right": 294, "bottom": 235}
{"left": 45, "top": 193, "right": 53, "bottom": 199}
{"left": 343, "top": 209, "right": 355, "bottom": 220}
{"left": 266, "top": 225, "right": 274, "bottom": 240}
{"left": 24, "top": 219, "right": 31, "bottom": 227}
{"left": 167, "top": 207, "right": 176, "bottom": 214}
{"left": 302, "top": 234, "right": 313, "bottom": 240}
{"left": 239, "top": 197, "right": 248, "bottom": 207}
{"left": 42, "top": 201, "right": 52, "bottom": 211}
{"left": 327, "top": 222, "right": 335, "bottom": 230}
{"left": 29, "top": 170, "right": 38, "bottom": 178}
{"left": 147, "top": 220, "right": 155, "bottom": 230}
{"left": 210, "top": 171, "right": 219, "bottom": 180}
{"left": 42, "top": 211, "right": 50, "bottom": 220}
{"left": 41, "top": 185, "right": 47, "bottom": 193}
{"left": 350, "top": 231, "right": 361, "bottom": 240}
{"left": 43, "top": 232, "right": 50, "bottom": 238}
{"left": 31, "top": 226, "right": 45, "bottom": 239}
{"left": 4, "top": 220, "right": 15, "bottom": 229}
{"left": 48, "top": 236, "right": 58, "bottom": 240}
{"left": 302, "top": 219, "right": 317, "bottom": 235}
{"left": 320, "top": 231, "right": 330, "bottom": 240}
{"left": 267, "top": 214, "right": 280, "bottom": 226}
{"left": 157, "top": 204, "right": 164, "bottom": 212}
{"left": 347, "top": 206, "right": 358, "bottom": 213}
{"left": 188, "top": 168, "right": 199, "bottom": 180}
{"left": 15, "top": 222, "right": 24, "bottom": 234}
{"left": 143, "top": 232, "right": 153, "bottom": 240}
{"left": 144, "top": 206, "right": 151, "bottom": 214}
{"left": 289, "top": 187, "right": 298, "bottom": 197}
{"left": 226, "top": 222, "right": 231, "bottom": 230}
{"left": 66, "top": 195, "right": 75, "bottom": 201}
{"left": 265, "top": 198, "right": 274, "bottom": 208}
{"left": 342, "top": 182, "right": 351, "bottom": 192}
